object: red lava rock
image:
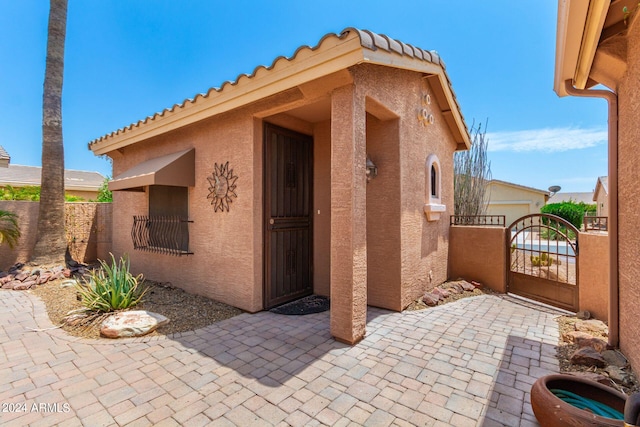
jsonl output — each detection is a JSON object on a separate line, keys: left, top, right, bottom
{"left": 1, "top": 281, "right": 16, "bottom": 289}
{"left": 13, "top": 280, "right": 36, "bottom": 290}
{"left": 422, "top": 293, "right": 440, "bottom": 306}
{"left": 63, "top": 269, "right": 72, "bottom": 278}
{"left": 447, "top": 283, "right": 464, "bottom": 294}
{"left": 567, "top": 372, "right": 613, "bottom": 386}
{"left": 36, "top": 273, "right": 52, "bottom": 285}
{"left": 459, "top": 280, "right": 475, "bottom": 292}
{"left": 471, "top": 280, "right": 483, "bottom": 289}
{"left": 14, "top": 272, "right": 29, "bottom": 281}
{"left": 563, "top": 330, "right": 594, "bottom": 344}
{"left": 0, "top": 275, "right": 13, "bottom": 284}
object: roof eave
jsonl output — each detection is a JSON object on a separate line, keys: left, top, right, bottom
{"left": 554, "top": 0, "right": 610, "bottom": 97}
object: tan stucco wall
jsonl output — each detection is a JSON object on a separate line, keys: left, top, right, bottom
{"left": 617, "top": 16, "right": 640, "bottom": 374}
{"left": 594, "top": 188, "right": 608, "bottom": 217}
{"left": 0, "top": 201, "right": 111, "bottom": 269}
{"left": 448, "top": 225, "right": 507, "bottom": 293}
{"left": 485, "top": 182, "right": 547, "bottom": 227}
{"left": 578, "top": 232, "right": 609, "bottom": 321}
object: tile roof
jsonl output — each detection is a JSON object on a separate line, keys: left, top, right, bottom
{"left": 488, "top": 179, "right": 550, "bottom": 195}
{"left": 596, "top": 176, "right": 608, "bottom": 194}
{"left": 89, "top": 27, "right": 469, "bottom": 152}
{"left": 0, "top": 146, "right": 10, "bottom": 162}
{"left": 548, "top": 192, "right": 595, "bottom": 205}
{"left": 0, "top": 165, "right": 105, "bottom": 191}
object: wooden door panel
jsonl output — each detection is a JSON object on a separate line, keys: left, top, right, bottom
{"left": 264, "top": 124, "right": 313, "bottom": 309}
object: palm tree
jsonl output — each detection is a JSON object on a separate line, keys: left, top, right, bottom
{"left": 0, "top": 211, "right": 20, "bottom": 249}
{"left": 31, "top": 0, "right": 68, "bottom": 265}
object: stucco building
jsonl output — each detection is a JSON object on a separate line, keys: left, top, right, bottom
{"left": 89, "top": 28, "right": 470, "bottom": 344}
{"left": 593, "top": 175, "right": 608, "bottom": 216}
{"left": 485, "top": 179, "right": 549, "bottom": 227}
{"left": 555, "top": 0, "right": 640, "bottom": 373}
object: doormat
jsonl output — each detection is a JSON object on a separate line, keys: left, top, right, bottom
{"left": 270, "top": 295, "right": 330, "bottom": 315}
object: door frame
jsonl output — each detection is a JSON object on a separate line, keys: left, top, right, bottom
{"left": 263, "top": 122, "right": 314, "bottom": 309}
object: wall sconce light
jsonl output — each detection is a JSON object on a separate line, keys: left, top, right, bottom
{"left": 366, "top": 156, "right": 378, "bottom": 182}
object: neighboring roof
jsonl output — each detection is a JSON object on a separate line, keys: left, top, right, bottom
{"left": 593, "top": 175, "right": 608, "bottom": 200}
{"left": 0, "top": 146, "right": 10, "bottom": 168}
{"left": 487, "top": 179, "right": 550, "bottom": 196}
{"left": 0, "top": 165, "right": 105, "bottom": 191}
{"left": 89, "top": 27, "right": 470, "bottom": 155}
{"left": 548, "top": 191, "right": 595, "bottom": 205}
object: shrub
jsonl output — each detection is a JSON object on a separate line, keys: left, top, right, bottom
{"left": 541, "top": 201, "right": 585, "bottom": 229}
{"left": 76, "top": 253, "right": 146, "bottom": 312}
{"left": 0, "top": 210, "right": 20, "bottom": 248}
{"left": 0, "top": 185, "right": 85, "bottom": 202}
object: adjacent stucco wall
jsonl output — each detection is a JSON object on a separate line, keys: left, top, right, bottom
{"left": 578, "top": 232, "right": 608, "bottom": 321}
{"left": 617, "top": 15, "right": 640, "bottom": 374}
{"left": 448, "top": 225, "right": 507, "bottom": 293}
{"left": 486, "top": 182, "right": 547, "bottom": 227}
{"left": 0, "top": 201, "right": 111, "bottom": 269}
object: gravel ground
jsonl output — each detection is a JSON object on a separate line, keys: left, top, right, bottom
{"left": 29, "top": 277, "right": 243, "bottom": 339}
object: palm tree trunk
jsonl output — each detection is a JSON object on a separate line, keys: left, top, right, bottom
{"left": 32, "top": 0, "right": 68, "bottom": 265}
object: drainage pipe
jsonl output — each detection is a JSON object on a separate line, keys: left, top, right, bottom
{"left": 564, "top": 80, "right": 618, "bottom": 348}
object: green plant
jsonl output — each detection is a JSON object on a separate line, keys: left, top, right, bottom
{"left": 76, "top": 253, "right": 147, "bottom": 312}
{"left": 0, "top": 185, "right": 85, "bottom": 202}
{"left": 541, "top": 201, "right": 589, "bottom": 229}
{"left": 531, "top": 253, "right": 554, "bottom": 267}
{"left": 0, "top": 210, "right": 20, "bottom": 248}
{"left": 93, "top": 177, "right": 112, "bottom": 202}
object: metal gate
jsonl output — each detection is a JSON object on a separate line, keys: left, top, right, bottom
{"left": 507, "top": 214, "right": 579, "bottom": 312}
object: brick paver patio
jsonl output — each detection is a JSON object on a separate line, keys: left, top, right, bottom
{"left": 0, "top": 289, "right": 562, "bottom": 426}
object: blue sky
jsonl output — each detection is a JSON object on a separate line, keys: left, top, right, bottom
{"left": 0, "top": 1, "right": 608, "bottom": 192}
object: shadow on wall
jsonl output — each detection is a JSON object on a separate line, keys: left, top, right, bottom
{"left": 0, "top": 201, "right": 112, "bottom": 269}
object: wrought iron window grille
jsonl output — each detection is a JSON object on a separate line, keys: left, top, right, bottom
{"left": 131, "top": 215, "right": 193, "bottom": 256}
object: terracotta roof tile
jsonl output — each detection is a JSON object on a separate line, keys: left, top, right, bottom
{"left": 89, "top": 27, "right": 467, "bottom": 148}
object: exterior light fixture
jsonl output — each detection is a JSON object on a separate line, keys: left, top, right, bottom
{"left": 366, "top": 156, "right": 378, "bottom": 182}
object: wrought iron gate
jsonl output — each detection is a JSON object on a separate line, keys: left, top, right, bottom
{"left": 507, "top": 214, "right": 579, "bottom": 312}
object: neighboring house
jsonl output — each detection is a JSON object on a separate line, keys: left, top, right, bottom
{"left": 485, "top": 179, "right": 549, "bottom": 227}
{"left": 0, "top": 164, "right": 105, "bottom": 200}
{"left": 593, "top": 176, "right": 608, "bottom": 216}
{"left": 88, "top": 28, "right": 470, "bottom": 344}
{"left": 547, "top": 191, "right": 594, "bottom": 205}
{"left": 555, "top": 1, "right": 640, "bottom": 373}
{"left": 0, "top": 146, "right": 10, "bottom": 168}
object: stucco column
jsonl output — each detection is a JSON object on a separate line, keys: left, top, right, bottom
{"left": 330, "top": 84, "right": 367, "bottom": 344}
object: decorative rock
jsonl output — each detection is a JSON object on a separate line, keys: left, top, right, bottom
{"left": 100, "top": 311, "right": 169, "bottom": 338}
{"left": 570, "top": 347, "right": 606, "bottom": 368}
{"left": 563, "top": 330, "right": 593, "bottom": 344}
{"left": 602, "top": 350, "right": 628, "bottom": 368}
{"left": 14, "top": 272, "right": 29, "bottom": 281}
{"left": 458, "top": 280, "right": 475, "bottom": 292}
{"left": 62, "top": 269, "right": 72, "bottom": 278}
{"left": 432, "top": 287, "right": 451, "bottom": 299}
{"left": 605, "top": 366, "right": 627, "bottom": 384}
{"left": 575, "top": 336, "right": 608, "bottom": 353}
{"left": 60, "top": 280, "right": 77, "bottom": 288}
{"left": 63, "top": 313, "right": 88, "bottom": 326}
{"left": 471, "top": 281, "right": 483, "bottom": 289}
{"left": 447, "top": 283, "right": 464, "bottom": 294}
{"left": 3, "top": 280, "right": 22, "bottom": 289}
{"left": 421, "top": 293, "right": 440, "bottom": 307}
{"left": 13, "top": 281, "right": 35, "bottom": 290}
{"left": 0, "top": 275, "right": 12, "bottom": 284}
{"left": 576, "top": 310, "right": 591, "bottom": 320}
{"left": 575, "top": 319, "right": 608, "bottom": 336}
{"left": 36, "top": 273, "right": 52, "bottom": 285}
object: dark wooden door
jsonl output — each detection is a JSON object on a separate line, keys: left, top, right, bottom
{"left": 264, "top": 124, "right": 313, "bottom": 309}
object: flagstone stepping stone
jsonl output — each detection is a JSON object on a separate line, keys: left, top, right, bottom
{"left": 100, "top": 311, "right": 169, "bottom": 338}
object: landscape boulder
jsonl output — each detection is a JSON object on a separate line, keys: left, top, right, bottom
{"left": 100, "top": 311, "right": 169, "bottom": 338}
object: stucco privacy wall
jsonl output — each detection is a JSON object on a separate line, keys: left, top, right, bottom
{"left": 578, "top": 232, "right": 608, "bottom": 321}
{"left": 617, "top": 15, "right": 640, "bottom": 375}
{"left": 0, "top": 201, "right": 112, "bottom": 269}
{"left": 448, "top": 225, "right": 507, "bottom": 293}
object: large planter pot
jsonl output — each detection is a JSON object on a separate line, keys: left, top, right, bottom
{"left": 531, "top": 374, "right": 627, "bottom": 427}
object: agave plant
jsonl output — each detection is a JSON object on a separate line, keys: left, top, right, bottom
{"left": 76, "top": 253, "right": 147, "bottom": 312}
{"left": 0, "top": 210, "right": 20, "bottom": 248}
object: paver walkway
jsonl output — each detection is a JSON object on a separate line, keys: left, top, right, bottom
{"left": 0, "top": 290, "right": 562, "bottom": 426}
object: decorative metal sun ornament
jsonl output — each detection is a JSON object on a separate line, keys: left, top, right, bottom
{"left": 207, "top": 162, "right": 238, "bottom": 212}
